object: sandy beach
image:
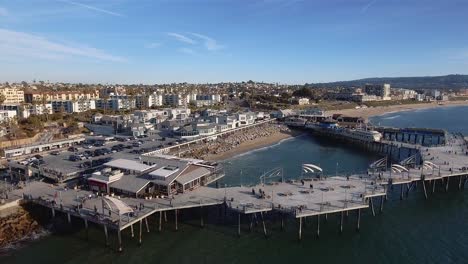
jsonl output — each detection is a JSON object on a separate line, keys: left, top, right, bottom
{"left": 205, "top": 130, "right": 301, "bottom": 161}
{"left": 328, "top": 100, "right": 468, "bottom": 119}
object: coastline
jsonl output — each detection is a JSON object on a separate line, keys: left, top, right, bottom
{"left": 328, "top": 100, "right": 468, "bottom": 119}
{"left": 205, "top": 130, "right": 302, "bottom": 161}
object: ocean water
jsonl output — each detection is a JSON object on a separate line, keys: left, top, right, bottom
{"left": 2, "top": 106, "right": 468, "bottom": 264}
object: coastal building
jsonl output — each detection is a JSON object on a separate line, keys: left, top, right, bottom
{"left": 24, "top": 90, "right": 99, "bottom": 103}
{"left": 0, "top": 110, "right": 17, "bottom": 124}
{"left": 0, "top": 86, "right": 25, "bottom": 104}
{"left": 135, "top": 93, "right": 163, "bottom": 108}
{"left": 96, "top": 96, "right": 136, "bottom": 111}
{"left": 50, "top": 99, "right": 96, "bottom": 113}
{"left": 236, "top": 112, "right": 256, "bottom": 126}
{"left": 296, "top": 98, "right": 310, "bottom": 105}
{"left": 364, "top": 83, "right": 391, "bottom": 100}
{"left": 163, "top": 94, "right": 190, "bottom": 106}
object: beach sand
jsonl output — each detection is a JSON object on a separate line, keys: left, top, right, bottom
{"left": 205, "top": 130, "right": 302, "bottom": 161}
{"left": 328, "top": 100, "right": 468, "bottom": 119}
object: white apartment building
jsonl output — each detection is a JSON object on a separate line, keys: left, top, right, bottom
{"left": 163, "top": 94, "right": 189, "bottom": 106}
{"left": 236, "top": 112, "right": 256, "bottom": 126}
{"left": 0, "top": 110, "right": 17, "bottom": 124}
{"left": 96, "top": 96, "right": 136, "bottom": 111}
{"left": 51, "top": 99, "right": 96, "bottom": 113}
{"left": 135, "top": 93, "right": 163, "bottom": 109}
{"left": 20, "top": 104, "right": 53, "bottom": 118}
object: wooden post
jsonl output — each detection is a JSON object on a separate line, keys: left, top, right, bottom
{"left": 130, "top": 224, "right": 134, "bottom": 238}
{"left": 260, "top": 211, "right": 267, "bottom": 238}
{"left": 138, "top": 220, "right": 142, "bottom": 245}
{"left": 369, "top": 198, "right": 375, "bottom": 217}
{"left": 159, "top": 211, "right": 162, "bottom": 232}
{"left": 51, "top": 207, "right": 55, "bottom": 218}
{"left": 104, "top": 225, "right": 109, "bottom": 247}
{"left": 298, "top": 217, "right": 302, "bottom": 241}
{"left": 316, "top": 214, "right": 320, "bottom": 238}
{"left": 164, "top": 211, "right": 167, "bottom": 222}
{"left": 249, "top": 214, "right": 253, "bottom": 232}
{"left": 422, "top": 180, "right": 428, "bottom": 199}
{"left": 117, "top": 229, "right": 123, "bottom": 252}
{"left": 325, "top": 213, "right": 328, "bottom": 222}
{"left": 145, "top": 217, "right": 150, "bottom": 233}
{"left": 238, "top": 212, "right": 241, "bottom": 237}
{"left": 67, "top": 213, "right": 71, "bottom": 224}
{"left": 356, "top": 209, "right": 361, "bottom": 232}
{"left": 445, "top": 177, "right": 450, "bottom": 192}
{"left": 459, "top": 176, "right": 463, "bottom": 190}
{"left": 432, "top": 179, "right": 436, "bottom": 193}
{"left": 175, "top": 210, "right": 178, "bottom": 231}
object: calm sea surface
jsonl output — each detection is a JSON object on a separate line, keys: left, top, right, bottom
{"left": 2, "top": 106, "right": 468, "bottom": 264}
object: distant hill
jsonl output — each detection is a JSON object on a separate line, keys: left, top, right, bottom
{"left": 310, "top": 74, "right": 468, "bottom": 90}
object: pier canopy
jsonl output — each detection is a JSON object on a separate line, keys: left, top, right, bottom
{"left": 302, "top": 164, "right": 323, "bottom": 173}
{"left": 391, "top": 164, "right": 409, "bottom": 173}
{"left": 103, "top": 196, "right": 134, "bottom": 215}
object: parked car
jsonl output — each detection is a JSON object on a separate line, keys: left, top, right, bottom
{"left": 50, "top": 151, "right": 60, "bottom": 156}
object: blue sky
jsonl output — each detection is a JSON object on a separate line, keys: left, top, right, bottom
{"left": 0, "top": 0, "right": 467, "bottom": 84}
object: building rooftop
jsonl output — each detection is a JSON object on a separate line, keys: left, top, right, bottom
{"left": 104, "top": 158, "right": 154, "bottom": 173}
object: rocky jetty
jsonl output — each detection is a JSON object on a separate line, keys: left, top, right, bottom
{"left": 0, "top": 206, "right": 44, "bottom": 249}
{"left": 181, "top": 123, "right": 291, "bottom": 159}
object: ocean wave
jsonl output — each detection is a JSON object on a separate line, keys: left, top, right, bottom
{"left": 382, "top": 115, "right": 400, "bottom": 120}
{"left": 230, "top": 134, "right": 303, "bottom": 159}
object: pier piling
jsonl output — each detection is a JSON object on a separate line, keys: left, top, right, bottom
{"left": 84, "top": 219, "right": 88, "bottom": 240}
{"left": 103, "top": 225, "right": 109, "bottom": 247}
{"left": 131, "top": 224, "right": 134, "bottom": 238}
{"left": 422, "top": 180, "right": 428, "bottom": 199}
{"left": 298, "top": 217, "right": 302, "bottom": 241}
{"left": 380, "top": 196, "right": 384, "bottom": 213}
{"left": 369, "top": 198, "right": 376, "bottom": 217}
{"left": 145, "top": 217, "right": 150, "bottom": 233}
{"left": 340, "top": 211, "right": 344, "bottom": 234}
{"left": 117, "top": 229, "right": 123, "bottom": 253}
{"left": 260, "top": 212, "right": 267, "bottom": 238}
{"left": 67, "top": 213, "right": 71, "bottom": 224}
{"left": 159, "top": 211, "right": 162, "bottom": 232}
{"left": 237, "top": 213, "right": 241, "bottom": 237}
{"left": 175, "top": 210, "right": 178, "bottom": 231}
{"left": 316, "top": 215, "right": 320, "bottom": 238}
{"left": 356, "top": 209, "right": 361, "bottom": 232}
{"left": 445, "top": 177, "right": 450, "bottom": 192}
{"left": 138, "top": 220, "right": 142, "bottom": 246}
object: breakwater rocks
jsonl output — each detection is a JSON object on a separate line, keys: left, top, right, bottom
{"left": 181, "top": 123, "right": 292, "bottom": 159}
{"left": 0, "top": 205, "right": 45, "bottom": 250}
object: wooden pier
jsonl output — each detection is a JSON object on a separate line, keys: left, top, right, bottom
{"left": 8, "top": 130, "right": 468, "bottom": 252}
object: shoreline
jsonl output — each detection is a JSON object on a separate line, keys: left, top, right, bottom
{"left": 208, "top": 100, "right": 468, "bottom": 162}
{"left": 205, "top": 130, "right": 302, "bottom": 162}
{"left": 328, "top": 100, "right": 468, "bottom": 119}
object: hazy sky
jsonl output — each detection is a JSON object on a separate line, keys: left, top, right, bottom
{"left": 0, "top": 0, "right": 467, "bottom": 84}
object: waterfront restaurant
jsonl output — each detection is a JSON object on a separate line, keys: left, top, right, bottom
{"left": 87, "top": 155, "right": 224, "bottom": 198}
